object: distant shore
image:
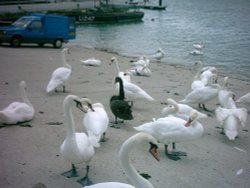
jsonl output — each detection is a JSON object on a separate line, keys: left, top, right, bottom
{"left": 0, "top": 1, "right": 95, "bottom": 13}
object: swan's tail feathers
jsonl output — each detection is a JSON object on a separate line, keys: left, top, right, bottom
{"left": 147, "top": 95, "right": 155, "bottom": 102}
{"left": 233, "top": 108, "right": 248, "bottom": 128}
{"left": 134, "top": 126, "right": 144, "bottom": 132}
{"left": 142, "top": 92, "right": 155, "bottom": 102}
{"left": 134, "top": 123, "right": 153, "bottom": 134}
{"left": 88, "top": 131, "right": 101, "bottom": 148}
{"left": 46, "top": 80, "right": 59, "bottom": 93}
{"left": 215, "top": 107, "right": 228, "bottom": 125}
{"left": 179, "top": 99, "right": 188, "bottom": 103}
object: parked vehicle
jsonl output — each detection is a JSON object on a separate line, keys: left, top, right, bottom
{"left": 0, "top": 13, "right": 75, "bottom": 48}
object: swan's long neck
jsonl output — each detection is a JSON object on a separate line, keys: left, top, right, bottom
{"left": 62, "top": 50, "right": 71, "bottom": 69}
{"left": 119, "top": 136, "right": 155, "bottom": 188}
{"left": 20, "top": 82, "right": 33, "bottom": 108}
{"left": 114, "top": 59, "right": 121, "bottom": 75}
{"left": 168, "top": 99, "right": 179, "bottom": 114}
{"left": 194, "top": 61, "right": 203, "bottom": 79}
{"left": 118, "top": 79, "right": 125, "bottom": 100}
{"left": 64, "top": 97, "right": 76, "bottom": 137}
{"left": 222, "top": 77, "right": 228, "bottom": 89}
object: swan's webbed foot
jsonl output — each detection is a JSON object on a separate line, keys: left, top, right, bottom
{"left": 77, "top": 176, "right": 93, "bottom": 186}
{"left": 61, "top": 164, "right": 78, "bottom": 178}
{"left": 171, "top": 150, "right": 187, "bottom": 156}
{"left": 110, "top": 123, "right": 121, "bottom": 129}
{"left": 165, "top": 144, "right": 187, "bottom": 161}
{"left": 165, "top": 152, "right": 181, "bottom": 161}
{"left": 110, "top": 117, "right": 123, "bottom": 128}
{"left": 77, "top": 165, "right": 93, "bottom": 186}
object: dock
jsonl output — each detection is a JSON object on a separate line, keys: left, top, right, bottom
{"left": 138, "top": 5, "right": 166, "bottom": 10}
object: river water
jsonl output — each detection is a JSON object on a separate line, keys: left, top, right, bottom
{"left": 70, "top": 0, "right": 250, "bottom": 81}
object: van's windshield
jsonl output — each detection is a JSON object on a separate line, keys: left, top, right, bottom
{"left": 12, "top": 17, "right": 32, "bottom": 28}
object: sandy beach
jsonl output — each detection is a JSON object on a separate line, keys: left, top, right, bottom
{"left": 0, "top": 45, "right": 249, "bottom": 188}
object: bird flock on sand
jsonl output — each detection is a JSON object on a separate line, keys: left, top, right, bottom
{"left": 0, "top": 46, "right": 249, "bottom": 187}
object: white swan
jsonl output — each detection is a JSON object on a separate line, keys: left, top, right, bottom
{"left": 191, "top": 73, "right": 217, "bottom": 91}
{"left": 109, "top": 57, "right": 154, "bottom": 104}
{"left": 195, "top": 61, "right": 218, "bottom": 82}
{"left": 122, "top": 80, "right": 155, "bottom": 105}
{"left": 189, "top": 49, "right": 203, "bottom": 55}
{"left": 82, "top": 101, "right": 109, "bottom": 148}
{"left": 193, "top": 61, "right": 218, "bottom": 82}
{"left": 110, "top": 57, "right": 132, "bottom": 83}
{"left": 128, "top": 64, "right": 152, "bottom": 77}
{"left": 46, "top": 47, "right": 72, "bottom": 93}
{"left": 180, "top": 81, "right": 221, "bottom": 112}
{"left": 236, "top": 92, "right": 250, "bottom": 105}
{"left": 151, "top": 48, "right": 165, "bottom": 61}
{"left": 162, "top": 98, "right": 207, "bottom": 120}
{"left": 218, "top": 77, "right": 236, "bottom": 108}
{"left": 0, "top": 81, "right": 34, "bottom": 125}
{"left": 134, "top": 110, "right": 203, "bottom": 161}
{"left": 215, "top": 98, "right": 248, "bottom": 140}
{"left": 80, "top": 58, "right": 102, "bottom": 66}
{"left": 193, "top": 43, "right": 204, "bottom": 50}
{"left": 131, "top": 56, "right": 150, "bottom": 67}
{"left": 60, "top": 95, "right": 95, "bottom": 186}
{"left": 85, "top": 132, "right": 160, "bottom": 188}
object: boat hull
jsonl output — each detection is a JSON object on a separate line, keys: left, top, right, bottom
{"left": 66, "top": 11, "right": 144, "bottom": 23}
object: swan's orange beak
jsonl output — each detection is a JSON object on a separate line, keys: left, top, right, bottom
{"left": 184, "top": 118, "right": 193, "bottom": 127}
{"left": 149, "top": 143, "right": 160, "bottom": 161}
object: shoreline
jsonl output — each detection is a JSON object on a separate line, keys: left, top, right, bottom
{"left": 71, "top": 43, "right": 250, "bottom": 83}
{"left": 0, "top": 45, "right": 249, "bottom": 188}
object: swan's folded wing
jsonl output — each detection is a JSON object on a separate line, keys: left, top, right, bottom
{"left": 46, "top": 79, "right": 61, "bottom": 93}
{"left": 88, "top": 131, "right": 101, "bottom": 148}
{"left": 215, "top": 107, "right": 229, "bottom": 125}
{"left": 232, "top": 108, "right": 248, "bottom": 127}
{"left": 110, "top": 100, "right": 133, "bottom": 120}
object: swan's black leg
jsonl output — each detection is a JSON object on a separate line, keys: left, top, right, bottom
{"left": 63, "top": 85, "right": 66, "bottom": 93}
{"left": 202, "top": 104, "right": 214, "bottom": 113}
{"left": 100, "top": 132, "right": 108, "bottom": 142}
{"left": 220, "top": 127, "right": 225, "bottom": 135}
{"left": 61, "top": 164, "right": 78, "bottom": 178}
{"left": 77, "top": 165, "right": 93, "bottom": 186}
{"left": 110, "top": 116, "right": 123, "bottom": 128}
{"left": 165, "top": 144, "right": 181, "bottom": 161}
{"left": 171, "top": 142, "right": 187, "bottom": 156}
{"left": 165, "top": 143, "right": 187, "bottom": 161}
{"left": 198, "top": 103, "right": 202, "bottom": 109}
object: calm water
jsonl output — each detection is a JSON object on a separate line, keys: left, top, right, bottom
{"left": 70, "top": 0, "right": 250, "bottom": 81}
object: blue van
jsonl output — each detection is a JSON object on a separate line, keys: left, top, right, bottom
{"left": 0, "top": 13, "right": 76, "bottom": 48}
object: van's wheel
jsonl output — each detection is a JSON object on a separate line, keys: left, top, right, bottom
{"left": 54, "top": 39, "right": 63, "bottom": 48}
{"left": 11, "top": 36, "right": 21, "bottom": 47}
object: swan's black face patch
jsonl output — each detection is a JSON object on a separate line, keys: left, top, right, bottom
{"left": 74, "top": 100, "right": 85, "bottom": 113}
{"left": 88, "top": 103, "right": 95, "bottom": 112}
